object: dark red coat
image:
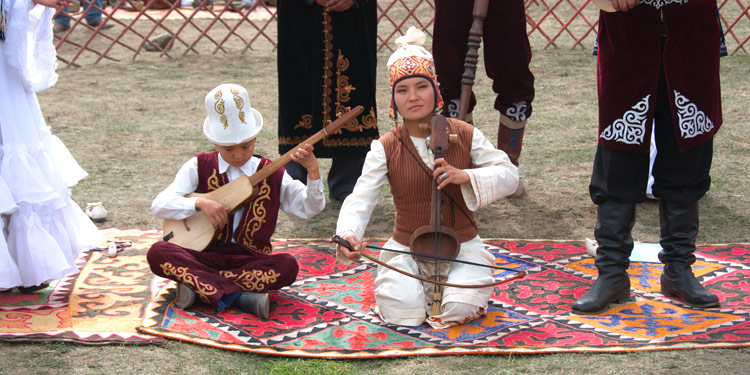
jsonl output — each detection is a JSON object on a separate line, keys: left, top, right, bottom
{"left": 597, "top": 0, "right": 722, "bottom": 153}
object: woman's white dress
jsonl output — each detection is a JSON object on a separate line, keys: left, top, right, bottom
{"left": 0, "top": 0, "right": 105, "bottom": 289}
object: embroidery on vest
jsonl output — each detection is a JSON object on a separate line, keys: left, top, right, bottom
{"left": 674, "top": 90, "right": 714, "bottom": 139}
{"left": 161, "top": 262, "right": 218, "bottom": 303}
{"left": 505, "top": 101, "right": 528, "bottom": 122}
{"left": 220, "top": 269, "right": 281, "bottom": 292}
{"left": 239, "top": 178, "right": 271, "bottom": 252}
{"left": 600, "top": 95, "right": 650, "bottom": 145}
{"left": 207, "top": 169, "right": 221, "bottom": 191}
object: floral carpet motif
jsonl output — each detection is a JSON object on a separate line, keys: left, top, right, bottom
{"left": 0, "top": 229, "right": 165, "bottom": 344}
{"left": 139, "top": 239, "right": 750, "bottom": 357}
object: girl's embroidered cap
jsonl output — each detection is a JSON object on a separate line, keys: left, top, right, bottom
{"left": 203, "top": 83, "right": 263, "bottom": 146}
{"left": 386, "top": 26, "right": 443, "bottom": 118}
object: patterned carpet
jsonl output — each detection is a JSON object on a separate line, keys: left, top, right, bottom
{"left": 0, "top": 229, "right": 165, "bottom": 344}
{"left": 139, "top": 238, "right": 750, "bottom": 358}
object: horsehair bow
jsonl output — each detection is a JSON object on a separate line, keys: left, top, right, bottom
{"left": 330, "top": 235, "right": 527, "bottom": 289}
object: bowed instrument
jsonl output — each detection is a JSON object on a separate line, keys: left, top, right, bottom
{"left": 408, "top": 114, "right": 460, "bottom": 316}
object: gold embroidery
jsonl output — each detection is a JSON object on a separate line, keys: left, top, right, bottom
{"left": 207, "top": 169, "right": 221, "bottom": 191}
{"left": 220, "top": 269, "right": 281, "bottom": 292}
{"left": 294, "top": 114, "right": 313, "bottom": 130}
{"left": 230, "top": 86, "right": 246, "bottom": 124}
{"left": 361, "top": 107, "right": 377, "bottom": 129}
{"left": 161, "top": 262, "right": 218, "bottom": 303}
{"left": 335, "top": 51, "right": 355, "bottom": 104}
{"left": 315, "top": 13, "right": 377, "bottom": 138}
{"left": 241, "top": 179, "right": 271, "bottom": 250}
{"left": 214, "top": 90, "right": 228, "bottom": 129}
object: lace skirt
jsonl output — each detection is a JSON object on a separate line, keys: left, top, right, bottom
{"left": 0, "top": 42, "right": 105, "bottom": 289}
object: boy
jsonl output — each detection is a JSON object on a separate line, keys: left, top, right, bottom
{"left": 147, "top": 83, "right": 325, "bottom": 319}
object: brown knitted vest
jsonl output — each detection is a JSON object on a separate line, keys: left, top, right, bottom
{"left": 380, "top": 118, "right": 478, "bottom": 245}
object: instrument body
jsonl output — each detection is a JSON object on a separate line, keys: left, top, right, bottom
{"left": 162, "top": 106, "right": 364, "bottom": 251}
{"left": 408, "top": 115, "right": 461, "bottom": 315}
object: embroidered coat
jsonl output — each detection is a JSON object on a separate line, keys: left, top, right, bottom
{"left": 276, "top": 0, "right": 379, "bottom": 158}
{"left": 597, "top": 0, "right": 722, "bottom": 153}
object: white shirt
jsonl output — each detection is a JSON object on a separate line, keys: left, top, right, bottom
{"left": 336, "top": 127, "right": 519, "bottom": 242}
{"left": 152, "top": 154, "right": 325, "bottom": 238}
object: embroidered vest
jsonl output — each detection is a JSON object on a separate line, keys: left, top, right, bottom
{"left": 597, "top": 0, "right": 721, "bottom": 153}
{"left": 380, "top": 118, "right": 478, "bottom": 245}
{"left": 196, "top": 152, "right": 283, "bottom": 255}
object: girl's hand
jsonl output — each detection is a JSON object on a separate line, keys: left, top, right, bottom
{"left": 195, "top": 198, "right": 231, "bottom": 230}
{"left": 336, "top": 234, "right": 363, "bottom": 262}
{"left": 290, "top": 143, "right": 321, "bottom": 180}
{"left": 432, "top": 158, "right": 469, "bottom": 190}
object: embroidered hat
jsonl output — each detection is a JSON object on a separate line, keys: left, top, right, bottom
{"left": 203, "top": 83, "right": 263, "bottom": 146}
{"left": 386, "top": 26, "right": 443, "bottom": 119}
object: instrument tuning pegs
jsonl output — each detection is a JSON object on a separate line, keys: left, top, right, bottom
{"left": 448, "top": 134, "right": 459, "bottom": 145}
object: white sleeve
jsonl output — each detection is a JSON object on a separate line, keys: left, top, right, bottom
{"left": 460, "top": 127, "right": 520, "bottom": 210}
{"left": 151, "top": 157, "right": 201, "bottom": 220}
{"left": 6, "top": 0, "right": 58, "bottom": 92}
{"left": 278, "top": 173, "right": 325, "bottom": 219}
{"left": 335, "top": 140, "right": 388, "bottom": 241}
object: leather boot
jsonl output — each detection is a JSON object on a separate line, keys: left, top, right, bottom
{"left": 658, "top": 200, "right": 719, "bottom": 308}
{"left": 498, "top": 114, "right": 526, "bottom": 197}
{"left": 175, "top": 283, "right": 196, "bottom": 309}
{"left": 235, "top": 291, "right": 270, "bottom": 319}
{"left": 572, "top": 201, "right": 635, "bottom": 314}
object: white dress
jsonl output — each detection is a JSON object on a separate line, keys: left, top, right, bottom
{"left": 0, "top": 0, "right": 105, "bottom": 289}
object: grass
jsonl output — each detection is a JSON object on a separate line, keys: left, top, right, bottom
{"left": 1, "top": 23, "right": 749, "bottom": 375}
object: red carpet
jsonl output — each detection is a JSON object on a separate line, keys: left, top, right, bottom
{"left": 138, "top": 238, "right": 750, "bottom": 358}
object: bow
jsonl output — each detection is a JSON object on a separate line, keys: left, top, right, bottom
{"left": 330, "top": 235, "right": 526, "bottom": 289}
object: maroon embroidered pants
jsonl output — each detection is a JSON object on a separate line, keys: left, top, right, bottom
{"left": 147, "top": 241, "right": 299, "bottom": 309}
{"left": 432, "top": 0, "right": 535, "bottom": 120}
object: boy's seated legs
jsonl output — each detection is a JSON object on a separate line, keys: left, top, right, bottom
{"left": 147, "top": 241, "right": 298, "bottom": 317}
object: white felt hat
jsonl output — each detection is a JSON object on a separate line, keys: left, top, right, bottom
{"left": 202, "top": 83, "right": 263, "bottom": 146}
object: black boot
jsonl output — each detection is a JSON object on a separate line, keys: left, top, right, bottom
{"left": 658, "top": 200, "right": 719, "bottom": 308}
{"left": 572, "top": 201, "right": 635, "bottom": 314}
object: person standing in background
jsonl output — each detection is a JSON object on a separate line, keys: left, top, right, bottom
{"left": 432, "top": 0, "right": 534, "bottom": 197}
{"left": 276, "top": 0, "right": 379, "bottom": 202}
{"left": 0, "top": 0, "right": 106, "bottom": 292}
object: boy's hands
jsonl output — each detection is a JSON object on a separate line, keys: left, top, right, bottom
{"left": 290, "top": 143, "right": 320, "bottom": 180}
{"left": 195, "top": 198, "right": 231, "bottom": 230}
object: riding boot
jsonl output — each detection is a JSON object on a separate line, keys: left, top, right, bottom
{"left": 572, "top": 201, "right": 635, "bottom": 314}
{"left": 498, "top": 114, "right": 526, "bottom": 197}
{"left": 658, "top": 199, "right": 719, "bottom": 307}
{"left": 235, "top": 291, "right": 270, "bottom": 320}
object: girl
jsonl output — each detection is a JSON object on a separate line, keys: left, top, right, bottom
{"left": 335, "top": 27, "right": 519, "bottom": 329}
{"left": 0, "top": 0, "right": 105, "bottom": 292}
